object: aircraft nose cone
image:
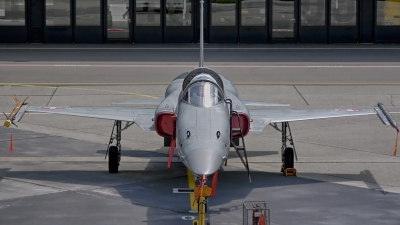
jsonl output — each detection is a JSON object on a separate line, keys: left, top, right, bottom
{"left": 184, "top": 149, "right": 223, "bottom": 175}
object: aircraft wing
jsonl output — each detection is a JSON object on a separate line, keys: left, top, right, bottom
{"left": 249, "top": 108, "right": 377, "bottom": 132}
{"left": 26, "top": 106, "right": 156, "bottom": 131}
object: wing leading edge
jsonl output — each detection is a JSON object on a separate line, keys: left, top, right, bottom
{"left": 249, "top": 108, "right": 378, "bottom": 132}
{"left": 27, "top": 106, "right": 155, "bottom": 131}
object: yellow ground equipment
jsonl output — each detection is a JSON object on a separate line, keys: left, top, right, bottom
{"left": 3, "top": 95, "right": 29, "bottom": 128}
{"left": 284, "top": 168, "right": 297, "bottom": 177}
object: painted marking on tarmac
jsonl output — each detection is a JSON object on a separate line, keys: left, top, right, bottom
{"left": 54, "top": 65, "right": 90, "bottom": 67}
{"left": 0, "top": 156, "right": 178, "bottom": 163}
{"left": 3, "top": 82, "right": 400, "bottom": 85}
{"left": 2, "top": 64, "right": 400, "bottom": 68}
{"left": 1, "top": 84, "right": 159, "bottom": 99}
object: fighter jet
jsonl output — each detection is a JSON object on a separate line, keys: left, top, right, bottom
{"left": 4, "top": 70, "right": 399, "bottom": 176}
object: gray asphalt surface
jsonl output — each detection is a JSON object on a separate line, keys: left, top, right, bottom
{"left": 1, "top": 44, "right": 400, "bottom": 85}
{"left": 1, "top": 44, "right": 400, "bottom": 225}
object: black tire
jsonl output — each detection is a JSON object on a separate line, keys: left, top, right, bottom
{"left": 284, "top": 147, "right": 294, "bottom": 169}
{"left": 108, "top": 146, "right": 119, "bottom": 173}
{"left": 230, "top": 138, "right": 239, "bottom": 147}
{"left": 164, "top": 137, "right": 171, "bottom": 147}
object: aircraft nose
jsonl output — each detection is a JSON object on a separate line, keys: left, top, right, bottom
{"left": 184, "top": 149, "right": 223, "bottom": 175}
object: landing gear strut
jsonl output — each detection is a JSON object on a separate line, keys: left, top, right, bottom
{"left": 272, "top": 122, "right": 298, "bottom": 176}
{"left": 105, "top": 120, "right": 134, "bottom": 173}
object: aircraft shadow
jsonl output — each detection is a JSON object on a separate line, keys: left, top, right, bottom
{"left": 0, "top": 165, "right": 390, "bottom": 225}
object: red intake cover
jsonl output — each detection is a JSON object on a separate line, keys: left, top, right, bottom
{"left": 155, "top": 111, "right": 176, "bottom": 137}
{"left": 232, "top": 112, "right": 250, "bottom": 138}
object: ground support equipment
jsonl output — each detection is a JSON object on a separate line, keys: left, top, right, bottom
{"left": 243, "top": 201, "right": 270, "bottom": 225}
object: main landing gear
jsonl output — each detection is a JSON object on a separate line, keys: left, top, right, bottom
{"left": 106, "top": 120, "right": 134, "bottom": 173}
{"left": 271, "top": 122, "right": 298, "bottom": 176}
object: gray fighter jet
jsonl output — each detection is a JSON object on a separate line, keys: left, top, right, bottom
{"left": 3, "top": 0, "right": 399, "bottom": 190}
{"left": 4, "top": 64, "right": 399, "bottom": 179}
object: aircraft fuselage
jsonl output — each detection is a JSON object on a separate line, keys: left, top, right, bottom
{"left": 154, "top": 68, "right": 251, "bottom": 176}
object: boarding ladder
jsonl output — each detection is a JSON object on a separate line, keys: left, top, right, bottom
{"left": 225, "top": 99, "right": 251, "bottom": 182}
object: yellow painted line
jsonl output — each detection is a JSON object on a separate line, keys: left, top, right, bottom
{"left": 1, "top": 82, "right": 171, "bottom": 86}
{"left": 233, "top": 82, "right": 400, "bottom": 85}
{"left": 0, "top": 156, "right": 179, "bottom": 162}
{"left": 2, "top": 84, "right": 159, "bottom": 99}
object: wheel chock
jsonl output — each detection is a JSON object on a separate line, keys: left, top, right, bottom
{"left": 284, "top": 168, "right": 297, "bottom": 177}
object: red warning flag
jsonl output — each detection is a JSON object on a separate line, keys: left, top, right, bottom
{"left": 10, "top": 133, "right": 13, "bottom": 152}
{"left": 394, "top": 131, "right": 398, "bottom": 157}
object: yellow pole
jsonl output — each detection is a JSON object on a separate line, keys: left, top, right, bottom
{"left": 187, "top": 169, "right": 197, "bottom": 212}
{"left": 198, "top": 199, "right": 206, "bottom": 225}
{"left": 189, "top": 169, "right": 208, "bottom": 225}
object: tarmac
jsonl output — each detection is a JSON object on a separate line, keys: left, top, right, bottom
{"left": 1, "top": 44, "right": 400, "bottom": 225}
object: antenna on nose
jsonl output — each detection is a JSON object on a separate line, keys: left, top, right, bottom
{"left": 199, "top": 0, "right": 204, "bottom": 68}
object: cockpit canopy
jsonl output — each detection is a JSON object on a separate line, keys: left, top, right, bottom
{"left": 182, "top": 68, "right": 224, "bottom": 91}
{"left": 182, "top": 81, "right": 224, "bottom": 107}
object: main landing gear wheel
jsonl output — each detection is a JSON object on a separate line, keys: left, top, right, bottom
{"left": 283, "top": 147, "right": 296, "bottom": 176}
{"left": 108, "top": 146, "right": 119, "bottom": 173}
{"left": 284, "top": 147, "right": 294, "bottom": 169}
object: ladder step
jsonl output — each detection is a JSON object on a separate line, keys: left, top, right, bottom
{"left": 235, "top": 146, "right": 245, "bottom": 150}
{"left": 232, "top": 128, "right": 241, "bottom": 133}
